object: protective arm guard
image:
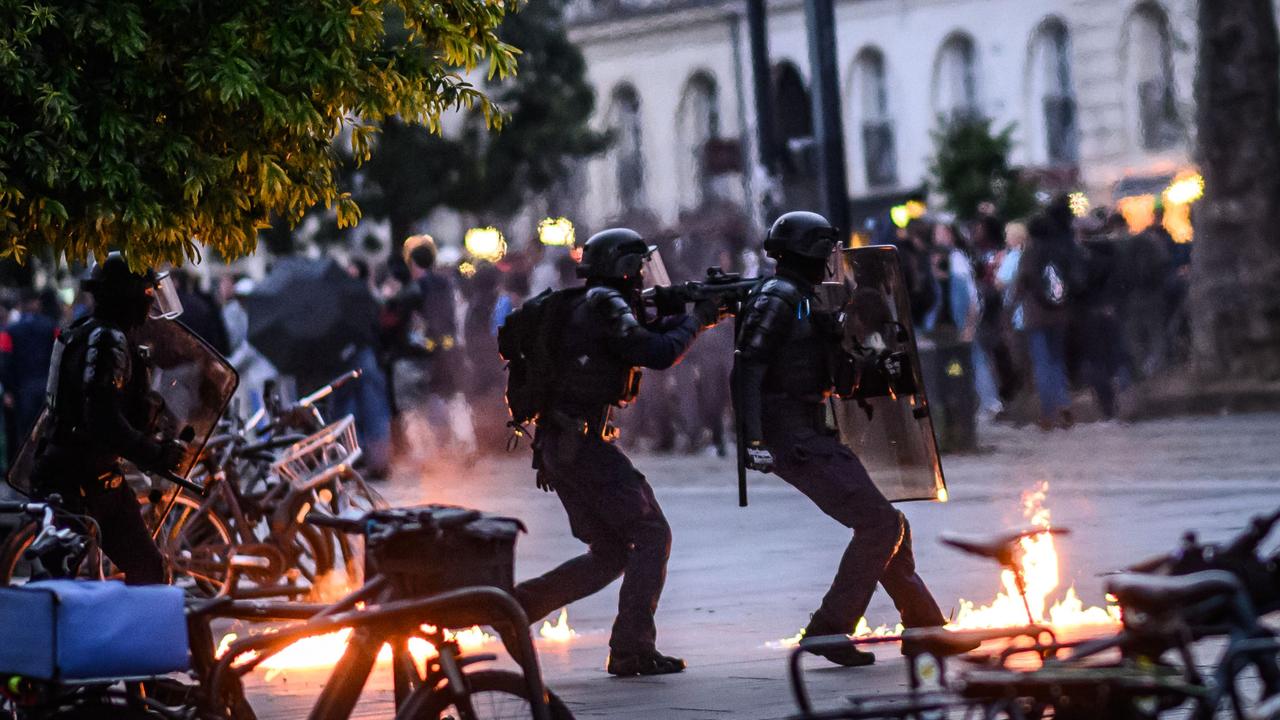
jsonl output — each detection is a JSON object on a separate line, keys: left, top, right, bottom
{"left": 735, "top": 281, "right": 798, "bottom": 442}
{"left": 82, "top": 327, "right": 164, "bottom": 469}
{"left": 588, "top": 286, "right": 700, "bottom": 370}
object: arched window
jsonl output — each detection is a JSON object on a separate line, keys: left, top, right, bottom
{"left": 852, "top": 48, "right": 897, "bottom": 188}
{"left": 771, "top": 61, "right": 819, "bottom": 208}
{"left": 933, "top": 33, "right": 979, "bottom": 119}
{"left": 1028, "top": 18, "right": 1078, "bottom": 165}
{"left": 1125, "top": 3, "right": 1182, "bottom": 151}
{"left": 675, "top": 72, "right": 720, "bottom": 208}
{"left": 772, "top": 62, "right": 814, "bottom": 177}
{"left": 608, "top": 84, "right": 645, "bottom": 211}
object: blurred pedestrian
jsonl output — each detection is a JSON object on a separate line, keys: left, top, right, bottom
{"left": 463, "top": 263, "right": 508, "bottom": 455}
{"left": 1017, "top": 214, "right": 1080, "bottom": 429}
{"left": 171, "top": 270, "right": 231, "bottom": 356}
{"left": 1078, "top": 219, "right": 1126, "bottom": 420}
{"left": 330, "top": 257, "right": 392, "bottom": 479}
{"left": 1, "top": 288, "right": 61, "bottom": 449}
{"left": 1120, "top": 215, "right": 1172, "bottom": 379}
{"left": 397, "top": 234, "right": 471, "bottom": 461}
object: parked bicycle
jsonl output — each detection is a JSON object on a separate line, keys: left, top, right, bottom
{"left": 787, "top": 511, "right": 1280, "bottom": 720}
{"left": 1, "top": 504, "right": 573, "bottom": 720}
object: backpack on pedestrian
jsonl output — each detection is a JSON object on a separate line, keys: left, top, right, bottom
{"left": 497, "top": 288, "right": 582, "bottom": 437}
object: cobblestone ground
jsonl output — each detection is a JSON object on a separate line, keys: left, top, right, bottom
{"left": 247, "top": 412, "right": 1280, "bottom": 718}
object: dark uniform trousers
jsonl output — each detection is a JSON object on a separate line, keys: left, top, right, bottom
{"left": 514, "top": 426, "right": 672, "bottom": 655}
{"left": 767, "top": 426, "right": 945, "bottom": 634}
{"left": 41, "top": 466, "right": 168, "bottom": 586}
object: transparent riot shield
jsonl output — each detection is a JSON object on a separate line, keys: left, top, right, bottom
{"left": 131, "top": 318, "right": 239, "bottom": 481}
{"left": 6, "top": 408, "right": 50, "bottom": 496}
{"left": 825, "top": 245, "right": 947, "bottom": 503}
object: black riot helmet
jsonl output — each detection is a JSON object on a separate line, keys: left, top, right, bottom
{"left": 576, "top": 228, "right": 655, "bottom": 282}
{"left": 764, "top": 211, "right": 841, "bottom": 261}
{"left": 83, "top": 252, "right": 183, "bottom": 328}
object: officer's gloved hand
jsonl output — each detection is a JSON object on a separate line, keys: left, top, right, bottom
{"left": 745, "top": 441, "right": 775, "bottom": 473}
{"left": 535, "top": 468, "right": 555, "bottom": 493}
{"left": 877, "top": 350, "right": 908, "bottom": 383}
{"left": 154, "top": 439, "right": 188, "bottom": 473}
{"left": 691, "top": 298, "right": 720, "bottom": 329}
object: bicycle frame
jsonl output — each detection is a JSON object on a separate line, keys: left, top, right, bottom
{"left": 206, "top": 586, "right": 551, "bottom": 720}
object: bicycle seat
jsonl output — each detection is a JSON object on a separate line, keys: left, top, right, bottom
{"left": 1105, "top": 570, "right": 1242, "bottom": 615}
{"left": 900, "top": 625, "right": 1049, "bottom": 658}
{"left": 940, "top": 527, "right": 1070, "bottom": 565}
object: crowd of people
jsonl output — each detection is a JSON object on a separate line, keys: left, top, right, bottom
{"left": 0, "top": 195, "right": 1191, "bottom": 475}
{"left": 882, "top": 195, "right": 1191, "bottom": 436}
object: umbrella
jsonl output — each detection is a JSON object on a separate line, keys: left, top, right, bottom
{"left": 242, "top": 257, "right": 378, "bottom": 390}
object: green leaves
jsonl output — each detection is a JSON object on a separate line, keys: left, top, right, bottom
{"left": 929, "top": 113, "right": 1038, "bottom": 221}
{"left": 0, "top": 0, "right": 520, "bottom": 267}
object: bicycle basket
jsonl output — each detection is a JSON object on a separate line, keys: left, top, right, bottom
{"left": 273, "top": 415, "right": 362, "bottom": 487}
{"left": 365, "top": 505, "right": 525, "bottom": 600}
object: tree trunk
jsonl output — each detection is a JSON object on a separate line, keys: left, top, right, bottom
{"left": 1191, "top": 0, "right": 1280, "bottom": 379}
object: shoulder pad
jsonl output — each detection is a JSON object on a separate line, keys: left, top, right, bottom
{"left": 753, "top": 276, "right": 804, "bottom": 306}
{"left": 84, "top": 325, "right": 130, "bottom": 392}
{"left": 738, "top": 285, "right": 795, "bottom": 361}
{"left": 585, "top": 286, "right": 641, "bottom": 338}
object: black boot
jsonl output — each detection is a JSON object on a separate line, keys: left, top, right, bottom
{"left": 802, "top": 614, "right": 875, "bottom": 668}
{"left": 606, "top": 650, "right": 686, "bottom": 676}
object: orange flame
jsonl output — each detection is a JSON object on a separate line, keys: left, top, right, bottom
{"left": 216, "top": 624, "right": 495, "bottom": 682}
{"left": 538, "top": 608, "right": 577, "bottom": 642}
{"left": 948, "top": 482, "right": 1119, "bottom": 630}
{"left": 770, "top": 482, "right": 1118, "bottom": 649}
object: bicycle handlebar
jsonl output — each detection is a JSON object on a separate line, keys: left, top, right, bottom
{"left": 298, "top": 369, "right": 362, "bottom": 409}
{"left": 304, "top": 512, "right": 365, "bottom": 533}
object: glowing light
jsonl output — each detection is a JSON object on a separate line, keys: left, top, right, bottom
{"left": 458, "top": 261, "right": 477, "bottom": 278}
{"left": 936, "top": 487, "right": 949, "bottom": 503}
{"left": 890, "top": 205, "right": 910, "bottom": 229}
{"left": 949, "top": 482, "right": 1120, "bottom": 630}
{"left": 1163, "top": 172, "right": 1204, "bottom": 206}
{"left": 464, "top": 227, "right": 506, "bottom": 262}
{"left": 538, "top": 217, "right": 575, "bottom": 247}
{"left": 1116, "top": 194, "right": 1157, "bottom": 234}
{"left": 538, "top": 608, "right": 578, "bottom": 642}
{"left": 767, "top": 482, "right": 1119, "bottom": 650}
{"left": 1068, "top": 192, "right": 1090, "bottom": 217}
{"left": 216, "top": 624, "right": 495, "bottom": 681}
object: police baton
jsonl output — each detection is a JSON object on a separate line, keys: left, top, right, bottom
{"left": 159, "top": 469, "right": 206, "bottom": 497}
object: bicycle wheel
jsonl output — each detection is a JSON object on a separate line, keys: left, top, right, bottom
{"left": 0, "top": 518, "right": 106, "bottom": 585}
{"left": 0, "top": 519, "right": 40, "bottom": 585}
{"left": 140, "top": 491, "right": 234, "bottom": 596}
{"left": 397, "top": 670, "right": 575, "bottom": 720}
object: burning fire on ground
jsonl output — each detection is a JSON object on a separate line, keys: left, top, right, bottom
{"left": 218, "top": 607, "right": 578, "bottom": 680}
{"left": 772, "top": 482, "right": 1119, "bottom": 648}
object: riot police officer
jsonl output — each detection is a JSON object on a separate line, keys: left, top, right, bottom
{"left": 513, "top": 228, "right": 720, "bottom": 676}
{"left": 28, "top": 253, "right": 186, "bottom": 585}
{"left": 736, "top": 212, "right": 947, "bottom": 667}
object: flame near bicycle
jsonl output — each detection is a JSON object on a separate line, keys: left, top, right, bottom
{"left": 216, "top": 607, "right": 579, "bottom": 681}
{"left": 772, "top": 482, "right": 1120, "bottom": 648}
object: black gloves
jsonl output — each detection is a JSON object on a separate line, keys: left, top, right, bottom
{"left": 691, "top": 299, "right": 720, "bottom": 329}
{"left": 153, "top": 439, "right": 188, "bottom": 473}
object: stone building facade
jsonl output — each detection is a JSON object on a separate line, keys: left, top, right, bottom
{"left": 562, "top": 0, "right": 1275, "bottom": 232}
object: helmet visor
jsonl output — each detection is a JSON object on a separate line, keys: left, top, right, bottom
{"left": 148, "top": 272, "right": 184, "bottom": 320}
{"left": 641, "top": 247, "right": 670, "bottom": 290}
{"left": 803, "top": 235, "right": 840, "bottom": 259}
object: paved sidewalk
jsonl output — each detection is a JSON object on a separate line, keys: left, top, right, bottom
{"left": 247, "top": 413, "right": 1280, "bottom": 718}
